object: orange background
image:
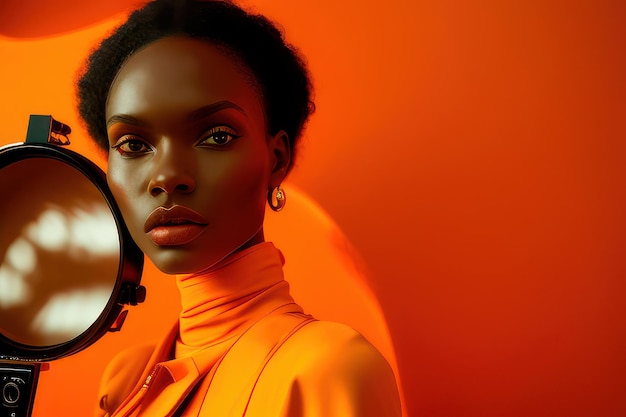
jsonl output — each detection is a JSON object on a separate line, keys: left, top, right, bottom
{"left": 1, "top": 1, "right": 625, "bottom": 416}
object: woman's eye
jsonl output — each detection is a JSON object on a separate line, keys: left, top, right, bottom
{"left": 112, "top": 137, "right": 152, "bottom": 156}
{"left": 198, "top": 126, "right": 239, "bottom": 147}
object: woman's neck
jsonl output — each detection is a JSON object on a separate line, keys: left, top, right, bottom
{"left": 174, "top": 242, "right": 297, "bottom": 357}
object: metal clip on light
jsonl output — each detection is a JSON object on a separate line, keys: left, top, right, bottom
{"left": 25, "top": 115, "right": 71, "bottom": 145}
{"left": 119, "top": 283, "right": 148, "bottom": 306}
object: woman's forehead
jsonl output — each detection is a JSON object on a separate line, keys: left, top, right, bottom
{"left": 106, "top": 36, "right": 264, "bottom": 119}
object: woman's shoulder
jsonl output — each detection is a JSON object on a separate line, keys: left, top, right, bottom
{"left": 247, "top": 319, "right": 403, "bottom": 416}
{"left": 104, "top": 342, "right": 157, "bottom": 373}
{"left": 283, "top": 320, "right": 398, "bottom": 385}
{"left": 95, "top": 343, "right": 157, "bottom": 416}
{"left": 284, "top": 320, "right": 386, "bottom": 362}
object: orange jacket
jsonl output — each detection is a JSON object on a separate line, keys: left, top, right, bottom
{"left": 95, "top": 243, "right": 401, "bottom": 416}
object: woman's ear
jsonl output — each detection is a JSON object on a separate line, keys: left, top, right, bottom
{"left": 267, "top": 130, "right": 291, "bottom": 187}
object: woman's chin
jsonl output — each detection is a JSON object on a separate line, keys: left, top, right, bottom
{"left": 139, "top": 228, "right": 266, "bottom": 275}
{"left": 146, "top": 247, "right": 226, "bottom": 276}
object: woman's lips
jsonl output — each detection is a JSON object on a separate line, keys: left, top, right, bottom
{"left": 144, "top": 205, "right": 209, "bottom": 246}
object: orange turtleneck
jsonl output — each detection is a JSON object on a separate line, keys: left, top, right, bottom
{"left": 175, "top": 242, "right": 301, "bottom": 358}
{"left": 95, "top": 243, "right": 402, "bottom": 417}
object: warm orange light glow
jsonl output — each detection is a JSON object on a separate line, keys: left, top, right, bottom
{"left": 1, "top": 0, "right": 625, "bottom": 416}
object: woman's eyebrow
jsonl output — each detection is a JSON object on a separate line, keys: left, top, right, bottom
{"left": 106, "top": 114, "right": 144, "bottom": 129}
{"left": 106, "top": 101, "right": 246, "bottom": 128}
{"left": 189, "top": 100, "right": 247, "bottom": 121}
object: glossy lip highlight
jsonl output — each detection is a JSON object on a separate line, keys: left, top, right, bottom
{"left": 144, "top": 205, "right": 209, "bottom": 246}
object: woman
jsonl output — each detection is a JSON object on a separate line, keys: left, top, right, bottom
{"left": 77, "top": 0, "right": 402, "bottom": 415}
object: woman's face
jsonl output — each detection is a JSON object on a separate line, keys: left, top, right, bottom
{"left": 105, "top": 36, "right": 288, "bottom": 274}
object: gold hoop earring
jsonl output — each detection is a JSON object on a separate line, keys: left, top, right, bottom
{"left": 268, "top": 186, "right": 286, "bottom": 212}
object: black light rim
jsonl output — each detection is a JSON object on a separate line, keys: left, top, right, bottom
{"left": 0, "top": 143, "right": 144, "bottom": 362}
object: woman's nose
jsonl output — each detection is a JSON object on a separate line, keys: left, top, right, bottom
{"left": 147, "top": 148, "right": 196, "bottom": 197}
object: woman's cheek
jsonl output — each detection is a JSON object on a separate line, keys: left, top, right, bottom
{"left": 233, "top": 152, "right": 271, "bottom": 208}
{"left": 106, "top": 161, "right": 143, "bottom": 229}
{"left": 208, "top": 145, "right": 269, "bottom": 195}
{"left": 107, "top": 160, "right": 129, "bottom": 202}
